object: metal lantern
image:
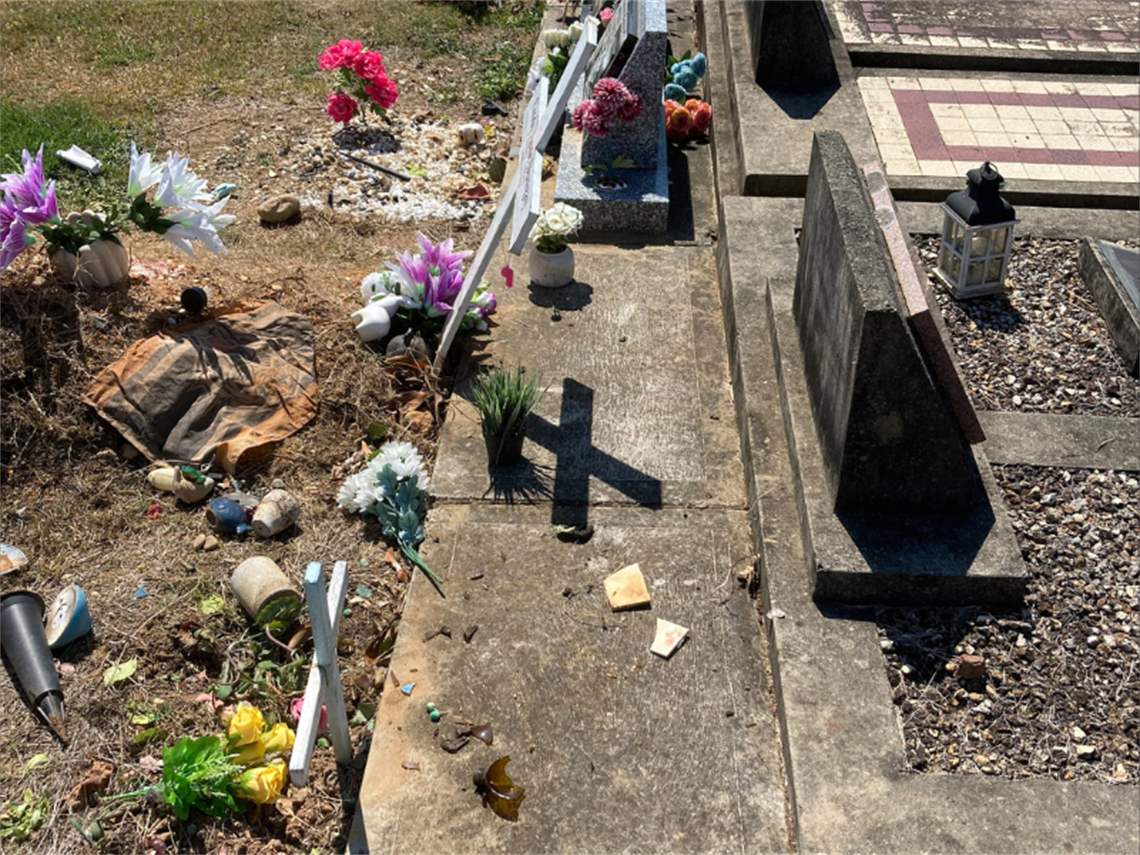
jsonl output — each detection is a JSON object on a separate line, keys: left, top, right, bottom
{"left": 935, "top": 162, "right": 1017, "bottom": 299}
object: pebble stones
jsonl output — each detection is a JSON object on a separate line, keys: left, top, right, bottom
{"left": 918, "top": 236, "right": 1139, "bottom": 416}
{"left": 876, "top": 464, "right": 1139, "bottom": 784}
{"left": 257, "top": 193, "right": 301, "bottom": 224}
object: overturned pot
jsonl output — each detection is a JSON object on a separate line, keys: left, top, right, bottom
{"left": 252, "top": 489, "right": 301, "bottom": 538}
{"left": 230, "top": 557, "right": 300, "bottom": 622}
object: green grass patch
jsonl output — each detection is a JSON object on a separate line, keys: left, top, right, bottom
{"left": 0, "top": 99, "right": 134, "bottom": 212}
{"left": 476, "top": 43, "right": 534, "bottom": 102}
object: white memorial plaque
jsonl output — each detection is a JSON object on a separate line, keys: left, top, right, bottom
{"left": 510, "top": 75, "right": 548, "bottom": 254}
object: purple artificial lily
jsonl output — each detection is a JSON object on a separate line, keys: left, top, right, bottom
{"left": 0, "top": 192, "right": 36, "bottom": 274}
{"left": 1, "top": 146, "right": 58, "bottom": 227}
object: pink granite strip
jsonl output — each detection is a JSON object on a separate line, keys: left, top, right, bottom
{"left": 861, "top": 162, "right": 985, "bottom": 444}
{"left": 914, "top": 90, "right": 1138, "bottom": 111}
{"left": 927, "top": 26, "right": 954, "bottom": 37}
{"left": 1100, "top": 31, "right": 1128, "bottom": 41}
{"left": 868, "top": 22, "right": 894, "bottom": 33}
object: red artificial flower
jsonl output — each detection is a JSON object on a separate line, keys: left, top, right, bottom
{"left": 353, "top": 50, "right": 388, "bottom": 82}
{"left": 327, "top": 92, "right": 359, "bottom": 124}
{"left": 666, "top": 106, "right": 693, "bottom": 142}
{"left": 690, "top": 101, "right": 713, "bottom": 135}
{"left": 319, "top": 39, "right": 364, "bottom": 70}
{"left": 571, "top": 100, "right": 611, "bottom": 138}
{"left": 364, "top": 76, "right": 399, "bottom": 110}
{"left": 616, "top": 91, "right": 644, "bottom": 122}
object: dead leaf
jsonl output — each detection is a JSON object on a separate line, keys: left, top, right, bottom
{"left": 404, "top": 409, "right": 434, "bottom": 433}
{"left": 66, "top": 760, "right": 116, "bottom": 811}
{"left": 383, "top": 547, "right": 398, "bottom": 566}
{"left": 396, "top": 566, "right": 411, "bottom": 584}
{"left": 456, "top": 183, "right": 491, "bottom": 200}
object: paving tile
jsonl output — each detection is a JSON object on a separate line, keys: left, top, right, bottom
{"left": 1023, "top": 162, "right": 1066, "bottom": 180}
{"left": 1058, "top": 163, "right": 1101, "bottom": 180}
{"left": 1094, "top": 164, "right": 1138, "bottom": 182}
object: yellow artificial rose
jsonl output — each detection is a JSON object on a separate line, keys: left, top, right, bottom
{"left": 238, "top": 758, "right": 287, "bottom": 805}
{"left": 232, "top": 738, "right": 266, "bottom": 766}
{"left": 227, "top": 703, "right": 264, "bottom": 747}
{"left": 260, "top": 722, "right": 295, "bottom": 756}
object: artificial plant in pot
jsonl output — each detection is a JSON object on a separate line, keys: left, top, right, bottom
{"left": 0, "top": 144, "right": 234, "bottom": 288}
{"left": 472, "top": 366, "right": 545, "bottom": 466}
{"left": 528, "top": 203, "right": 584, "bottom": 289}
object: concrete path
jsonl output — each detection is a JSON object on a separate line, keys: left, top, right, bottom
{"left": 351, "top": 8, "right": 789, "bottom": 848}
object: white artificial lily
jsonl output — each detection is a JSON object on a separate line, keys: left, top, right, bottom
{"left": 127, "top": 141, "right": 163, "bottom": 197}
{"left": 154, "top": 152, "right": 211, "bottom": 209}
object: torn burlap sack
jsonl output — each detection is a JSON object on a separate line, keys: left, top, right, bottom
{"left": 84, "top": 301, "right": 318, "bottom": 473}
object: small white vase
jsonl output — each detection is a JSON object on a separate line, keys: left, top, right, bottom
{"left": 351, "top": 302, "right": 391, "bottom": 343}
{"left": 529, "top": 245, "right": 575, "bottom": 288}
{"left": 52, "top": 239, "right": 129, "bottom": 289}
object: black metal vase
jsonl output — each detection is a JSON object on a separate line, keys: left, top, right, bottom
{"left": 0, "top": 591, "right": 67, "bottom": 739}
{"left": 484, "top": 430, "right": 526, "bottom": 467}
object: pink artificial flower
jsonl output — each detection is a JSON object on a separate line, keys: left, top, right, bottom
{"left": 666, "top": 106, "right": 693, "bottom": 142}
{"left": 291, "top": 697, "right": 329, "bottom": 736}
{"left": 571, "top": 100, "right": 611, "bottom": 138}
{"left": 327, "top": 92, "right": 359, "bottom": 124}
{"left": 364, "top": 76, "right": 399, "bottom": 110}
{"left": 599, "top": 7, "right": 613, "bottom": 25}
{"left": 591, "top": 77, "right": 628, "bottom": 116}
{"left": 353, "top": 50, "right": 387, "bottom": 82}
{"left": 319, "top": 39, "right": 364, "bottom": 70}
{"left": 616, "top": 91, "right": 644, "bottom": 122}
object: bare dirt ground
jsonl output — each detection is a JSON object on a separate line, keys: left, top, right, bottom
{"left": 0, "top": 18, "right": 533, "bottom": 855}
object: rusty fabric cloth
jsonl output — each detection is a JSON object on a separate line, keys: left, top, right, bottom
{"left": 84, "top": 301, "right": 318, "bottom": 473}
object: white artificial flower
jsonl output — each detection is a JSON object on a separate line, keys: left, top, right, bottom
{"left": 127, "top": 141, "right": 163, "bottom": 197}
{"left": 569, "top": 21, "right": 584, "bottom": 42}
{"left": 154, "top": 152, "right": 211, "bottom": 209}
{"left": 161, "top": 199, "right": 232, "bottom": 258}
{"left": 362, "top": 272, "right": 387, "bottom": 296}
{"left": 542, "top": 28, "right": 571, "bottom": 48}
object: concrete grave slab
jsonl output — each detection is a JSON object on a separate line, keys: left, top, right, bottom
{"left": 978, "top": 411, "right": 1140, "bottom": 472}
{"left": 703, "top": 1, "right": 879, "bottom": 196}
{"left": 351, "top": 505, "right": 788, "bottom": 855}
{"left": 431, "top": 245, "right": 745, "bottom": 512}
{"left": 715, "top": 194, "right": 1140, "bottom": 854}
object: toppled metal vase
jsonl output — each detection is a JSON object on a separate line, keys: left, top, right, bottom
{"left": 1, "top": 591, "right": 67, "bottom": 741}
{"left": 205, "top": 497, "right": 252, "bottom": 536}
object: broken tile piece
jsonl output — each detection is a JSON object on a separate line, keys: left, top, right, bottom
{"left": 604, "top": 563, "right": 651, "bottom": 611}
{"left": 650, "top": 618, "right": 690, "bottom": 658}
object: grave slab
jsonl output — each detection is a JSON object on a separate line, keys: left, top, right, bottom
{"left": 431, "top": 244, "right": 745, "bottom": 512}
{"left": 1080, "top": 238, "right": 1140, "bottom": 375}
{"left": 554, "top": 0, "right": 671, "bottom": 234}
{"left": 350, "top": 505, "right": 787, "bottom": 855}
{"left": 978, "top": 411, "right": 1140, "bottom": 472}
{"left": 717, "top": 194, "right": 1140, "bottom": 854}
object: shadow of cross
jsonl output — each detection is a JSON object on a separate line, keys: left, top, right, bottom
{"left": 525, "top": 377, "right": 663, "bottom": 527}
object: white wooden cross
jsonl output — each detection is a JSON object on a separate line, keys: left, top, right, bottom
{"left": 289, "top": 560, "right": 352, "bottom": 786}
{"left": 434, "top": 19, "right": 598, "bottom": 370}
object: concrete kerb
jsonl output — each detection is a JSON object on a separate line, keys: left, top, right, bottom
{"left": 718, "top": 194, "right": 1140, "bottom": 854}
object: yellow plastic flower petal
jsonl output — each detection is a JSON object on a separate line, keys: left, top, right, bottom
{"left": 227, "top": 703, "right": 264, "bottom": 747}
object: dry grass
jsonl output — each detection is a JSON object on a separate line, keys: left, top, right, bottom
{"left": 0, "top": 4, "right": 542, "bottom": 851}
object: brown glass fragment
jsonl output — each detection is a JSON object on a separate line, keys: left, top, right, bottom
{"left": 463, "top": 625, "right": 479, "bottom": 643}
{"left": 471, "top": 723, "right": 494, "bottom": 745}
{"left": 473, "top": 756, "right": 525, "bottom": 822}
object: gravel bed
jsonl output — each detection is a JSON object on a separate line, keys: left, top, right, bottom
{"left": 914, "top": 236, "right": 1140, "bottom": 417}
{"left": 286, "top": 112, "right": 507, "bottom": 224}
{"left": 876, "top": 465, "right": 1139, "bottom": 784}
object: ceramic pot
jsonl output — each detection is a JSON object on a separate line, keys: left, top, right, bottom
{"left": 206, "top": 497, "right": 252, "bottom": 536}
{"left": 45, "top": 584, "right": 92, "bottom": 650}
{"left": 51, "top": 213, "right": 129, "bottom": 289}
{"left": 147, "top": 467, "right": 178, "bottom": 493}
{"left": 252, "top": 489, "right": 301, "bottom": 538}
{"left": 351, "top": 302, "right": 392, "bottom": 343}
{"left": 529, "top": 245, "right": 574, "bottom": 288}
{"left": 0, "top": 591, "right": 66, "bottom": 738}
{"left": 230, "top": 556, "right": 299, "bottom": 622}
{"left": 484, "top": 430, "right": 526, "bottom": 466}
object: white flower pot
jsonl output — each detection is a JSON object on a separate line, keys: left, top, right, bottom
{"left": 529, "top": 245, "right": 575, "bottom": 288}
{"left": 52, "top": 239, "right": 129, "bottom": 289}
{"left": 351, "top": 302, "right": 391, "bottom": 343}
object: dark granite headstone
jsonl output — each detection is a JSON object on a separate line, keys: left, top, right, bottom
{"left": 793, "top": 131, "right": 977, "bottom": 514}
{"left": 745, "top": 0, "right": 837, "bottom": 91}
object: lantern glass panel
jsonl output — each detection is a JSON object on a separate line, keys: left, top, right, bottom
{"left": 967, "top": 260, "right": 985, "bottom": 286}
{"left": 938, "top": 247, "right": 954, "bottom": 276}
{"left": 991, "top": 226, "right": 1009, "bottom": 254}
{"left": 970, "top": 229, "right": 991, "bottom": 257}
{"left": 986, "top": 257, "right": 1004, "bottom": 283}
{"left": 946, "top": 253, "right": 962, "bottom": 282}
{"left": 949, "top": 221, "right": 964, "bottom": 252}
